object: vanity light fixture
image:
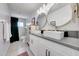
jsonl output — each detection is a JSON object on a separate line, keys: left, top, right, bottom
{"left": 43, "top": 4, "right": 45, "bottom": 8}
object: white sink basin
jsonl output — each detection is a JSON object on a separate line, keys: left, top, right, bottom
{"left": 44, "top": 31, "right": 64, "bottom": 40}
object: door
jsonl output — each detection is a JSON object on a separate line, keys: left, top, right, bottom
{"left": 10, "top": 17, "right": 19, "bottom": 43}
{"left": 0, "top": 22, "right": 9, "bottom": 55}
{"left": 0, "top": 22, "right": 3, "bottom": 44}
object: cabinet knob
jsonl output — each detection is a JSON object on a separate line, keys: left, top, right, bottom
{"left": 46, "top": 49, "right": 48, "bottom": 56}
{"left": 45, "top": 49, "right": 50, "bottom": 56}
{"left": 48, "top": 51, "right": 50, "bottom": 56}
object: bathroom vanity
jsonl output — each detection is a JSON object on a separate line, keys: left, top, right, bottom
{"left": 29, "top": 3, "right": 79, "bottom": 56}
{"left": 29, "top": 31, "right": 79, "bottom": 56}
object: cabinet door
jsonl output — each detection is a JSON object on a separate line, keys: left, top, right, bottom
{"left": 38, "top": 41, "right": 47, "bottom": 56}
{"left": 30, "top": 35, "right": 48, "bottom": 56}
{"left": 44, "top": 39, "right": 77, "bottom": 56}
{"left": 37, "top": 36, "right": 50, "bottom": 56}
{"left": 29, "top": 35, "right": 39, "bottom": 56}
{"left": 39, "top": 38, "right": 64, "bottom": 56}
{"left": 49, "top": 49, "right": 64, "bottom": 56}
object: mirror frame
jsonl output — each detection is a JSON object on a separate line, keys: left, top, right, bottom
{"left": 37, "top": 13, "right": 47, "bottom": 30}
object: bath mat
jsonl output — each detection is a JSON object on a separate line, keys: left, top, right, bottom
{"left": 17, "top": 51, "right": 29, "bottom": 56}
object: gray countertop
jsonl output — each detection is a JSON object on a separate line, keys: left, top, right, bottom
{"left": 30, "top": 33, "right": 79, "bottom": 51}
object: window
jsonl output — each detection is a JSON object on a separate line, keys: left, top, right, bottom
{"left": 17, "top": 22, "right": 24, "bottom": 27}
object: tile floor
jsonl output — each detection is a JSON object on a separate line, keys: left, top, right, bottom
{"left": 6, "top": 41, "right": 33, "bottom": 56}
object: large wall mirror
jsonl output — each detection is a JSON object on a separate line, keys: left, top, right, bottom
{"left": 48, "top": 4, "right": 72, "bottom": 27}
{"left": 37, "top": 4, "right": 73, "bottom": 30}
{"left": 37, "top": 13, "right": 47, "bottom": 29}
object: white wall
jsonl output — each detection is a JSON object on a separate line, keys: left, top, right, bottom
{"left": 0, "top": 3, "right": 10, "bottom": 55}
{"left": 0, "top": 3, "right": 10, "bottom": 19}
{"left": 0, "top": 3, "right": 10, "bottom": 42}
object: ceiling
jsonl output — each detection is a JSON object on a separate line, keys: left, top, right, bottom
{"left": 8, "top": 3, "right": 43, "bottom": 16}
{"left": 7, "top": 3, "right": 69, "bottom": 18}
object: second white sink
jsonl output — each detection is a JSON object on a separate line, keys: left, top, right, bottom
{"left": 44, "top": 31, "right": 64, "bottom": 40}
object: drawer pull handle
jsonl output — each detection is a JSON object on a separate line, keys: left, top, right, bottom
{"left": 48, "top": 51, "right": 50, "bottom": 56}
{"left": 46, "top": 49, "right": 50, "bottom": 56}
{"left": 46, "top": 49, "right": 48, "bottom": 56}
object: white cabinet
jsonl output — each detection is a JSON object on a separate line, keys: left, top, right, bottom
{"left": 43, "top": 39, "right": 79, "bottom": 56}
{"left": 38, "top": 39, "right": 50, "bottom": 56}
{"left": 29, "top": 34, "right": 79, "bottom": 56}
{"left": 29, "top": 35, "right": 39, "bottom": 56}
{"left": 30, "top": 35, "right": 48, "bottom": 56}
{"left": 38, "top": 43, "right": 46, "bottom": 56}
{"left": 38, "top": 37, "right": 63, "bottom": 56}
